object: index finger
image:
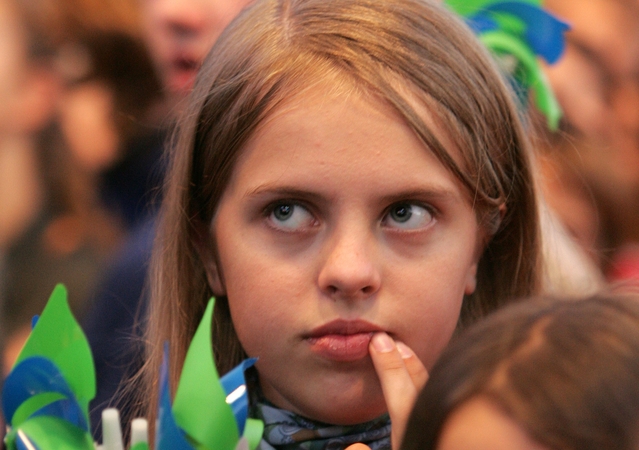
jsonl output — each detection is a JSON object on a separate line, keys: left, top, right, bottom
{"left": 369, "top": 333, "right": 428, "bottom": 449}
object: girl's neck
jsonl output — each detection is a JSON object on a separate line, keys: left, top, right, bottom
{"left": 252, "top": 390, "right": 391, "bottom": 450}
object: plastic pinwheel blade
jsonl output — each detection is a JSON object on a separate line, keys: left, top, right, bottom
{"left": 220, "top": 358, "right": 257, "bottom": 435}
{"left": 444, "top": 0, "right": 540, "bottom": 17}
{"left": 2, "top": 356, "right": 88, "bottom": 432}
{"left": 14, "top": 284, "right": 96, "bottom": 417}
{"left": 172, "top": 298, "right": 240, "bottom": 450}
{"left": 480, "top": 30, "right": 562, "bottom": 128}
{"left": 155, "top": 346, "right": 195, "bottom": 450}
{"left": 3, "top": 357, "right": 73, "bottom": 425}
{"left": 484, "top": 2, "right": 570, "bottom": 63}
{"left": 242, "top": 419, "right": 265, "bottom": 450}
{"left": 11, "top": 416, "right": 94, "bottom": 450}
{"left": 444, "top": 0, "right": 568, "bottom": 129}
{"left": 9, "top": 392, "right": 66, "bottom": 429}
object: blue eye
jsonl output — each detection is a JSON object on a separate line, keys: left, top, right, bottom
{"left": 383, "top": 203, "right": 433, "bottom": 230}
{"left": 268, "top": 202, "right": 315, "bottom": 230}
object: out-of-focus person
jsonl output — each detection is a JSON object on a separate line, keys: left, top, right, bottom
{"left": 80, "top": 0, "right": 254, "bottom": 439}
{"left": 542, "top": 0, "right": 639, "bottom": 288}
{"left": 1, "top": 0, "right": 64, "bottom": 372}
{"left": 0, "top": 0, "right": 62, "bottom": 437}
{"left": 0, "top": 0, "right": 162, "bottom": 379}
{"left": 402, "top": 292, "right": 639, "bottom": 450}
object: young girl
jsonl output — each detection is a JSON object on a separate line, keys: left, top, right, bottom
{"left": 402, "top": 292, "right": 639, "bottom": 450}
{"left": 143, "top": 0, "right": 541, "bottom": 447}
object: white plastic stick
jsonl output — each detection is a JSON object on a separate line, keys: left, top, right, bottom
{"left": 130, "top": 418, "right": 149, "bottom": 447}
{"left": 101, "top": 408, "right": 124, "bottom": 450}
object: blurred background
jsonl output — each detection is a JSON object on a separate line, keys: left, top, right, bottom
{"left": 0, "top": 0, "right": 163, "bottom": 377}
{"left": 0, "top": 0, "right": 252, "bottom": 439}
{"left": 0, "top": 0, "right": 638, "bottom": 439}
{"left": 538, "top": 0, "right": 639, "bottom": 291}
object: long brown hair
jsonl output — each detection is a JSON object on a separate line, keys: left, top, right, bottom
{"left": 403, "top": 292, "right": 639, "bottom": 450}
{"left": 142, "top": 0, "right": 541, "bottom": 427}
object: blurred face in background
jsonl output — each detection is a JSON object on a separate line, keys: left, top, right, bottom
{"left": 0, "top": 0, "right": 58, "bottom": 137}
{"left": 0, "top": 0, "right": 27, "bottom": 134}
{"left": 543, "top": 0, "right": 639, "bottom": 249}
{"left": 141, "top": 0, "right": 253, "bottom": 105}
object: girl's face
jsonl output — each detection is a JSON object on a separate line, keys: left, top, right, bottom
{"left": 207, "top": 83, "right": 483, "bottom": 425}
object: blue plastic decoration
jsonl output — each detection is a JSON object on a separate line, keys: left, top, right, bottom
{"left": 2, "top": 286, "right": 264, "bottom": 450}
{"left": 445, "top": 0, "right": 570, "bottom": 129}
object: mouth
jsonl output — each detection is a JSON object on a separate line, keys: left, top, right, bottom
{"left": 174, "top": 55, "right": 199, "bottom": 72}
{"left": 167, "top": 55, "right": 201, "bottom": 93}
{"left": 305, "top": 320, "right": 385, "bottom": 362}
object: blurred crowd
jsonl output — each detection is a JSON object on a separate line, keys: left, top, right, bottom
{"left": 539, "top": 0, "right": 639, "bottom": 289}
{"left": 0, "top": 0, "right": 163, "bottom": 371}
{"left": 0, "top": 0, "right": 639, "bottom": 441}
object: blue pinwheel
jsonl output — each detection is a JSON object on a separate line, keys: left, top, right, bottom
{"left": 2, "top": 286, "right": 264, "bottom": 450}
{"left": 1, "top": 285, "right": 95, "bottom": 449}
{"left": 445, "top": 0, "right": 570, "bottom": 129}
{"left": 155, "top": 298, "right": 263, "bottom": 450}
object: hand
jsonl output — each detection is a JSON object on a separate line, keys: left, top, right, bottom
{"left": 345, "top": 444, "right": 372, "bottom": 450}
{"left": 369, "top": 332, "right": 429, "bottom": 450}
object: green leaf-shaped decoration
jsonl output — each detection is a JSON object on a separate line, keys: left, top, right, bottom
{"left": 14, "top": 284, "right": 96, "bottom": 422}
{"left": 172, "top": 298, "right": 239, "bottom": 450}
{"left": 243, "top": 419, "right": 265, "bottom": 450}
{"left": 11, "top": 392, "right": 67, "bottom": 428}
{"left": 480, "top": 30, "right": 561, "bottom": 129}
{"left": 445, "top": 0, "right": 539, "bottom": 16}
{"left": 9, "top": 416, "right": 94, "bottom": 450}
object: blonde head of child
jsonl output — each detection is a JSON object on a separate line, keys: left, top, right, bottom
{"left": 144, "top": 0, "right": 541, "bottom": 441}
{"left": 402, "top": 292, "right": 639, "bottom": 450}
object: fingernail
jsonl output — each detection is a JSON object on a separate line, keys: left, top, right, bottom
{"left": 396, "top": 342, "right": 413, "bottom": 359}
{"left": 371, "top": 332, "right": 395, "bottom": 353}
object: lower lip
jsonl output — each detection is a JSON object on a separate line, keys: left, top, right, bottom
{"left": 306, "top": 333, "right": 374, "bottom": 362}
{"left": 168, "top": 69, "right": 197, "bottom": 94}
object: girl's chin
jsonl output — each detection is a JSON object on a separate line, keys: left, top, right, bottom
{"left": 258, "top": 366, "right": 387, "bottom": 424}
{"left": 166, "top": 70, "right": 197, "bottom": 96}
{"left": 281, "top": 393, "right": 387, "bottom": 425}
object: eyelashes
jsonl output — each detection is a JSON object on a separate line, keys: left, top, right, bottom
{"left": 263, "top": 200, "right": 436, "bottom": 233}
{"left": 267, "top": 202, "right": 317, "bottom": 231}
{"left": 382, "top": 203, "right": 434, "bottom": 230}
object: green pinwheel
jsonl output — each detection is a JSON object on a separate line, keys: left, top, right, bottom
{"left": 155, "top": 298, "right": 263, "bottom": 450}
{"left": 444, "top": 0, "right": 570, "bottom": 129}
{"left": 1, "top": 286, "right": 263, "bottom": 450}
{"left": 2, "top": 284, "right": 95, "bottom": 449}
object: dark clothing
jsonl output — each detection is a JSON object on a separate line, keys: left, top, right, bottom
{"left": 100, "top": 130, "right": 166, "bottom": 230}
{"left": 83, "top": 217, "right": 155, "bottom": 439}
{"left": 84, "top": 128, "right": 166, "bottom": 440}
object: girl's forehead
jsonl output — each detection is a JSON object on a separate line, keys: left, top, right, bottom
{"left": 248, "top": 76, "right": 465, "bottom": 170}
{"left": 222, "top": 80, "right": 472, "bottom": 206}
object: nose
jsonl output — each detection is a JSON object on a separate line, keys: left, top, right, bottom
{"left": 154, "top": 0, "right": 209, "bottom": 41}
{"left": 317, "top": 228, "right": 381, "bottom": 301}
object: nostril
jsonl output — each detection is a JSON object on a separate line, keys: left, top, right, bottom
{"left": 169, "top": 22, "right": 198, "bottom": 38}
{"left": 325, "top": 283, "right": 376, "bottom": 298}
{"left": 361, "top": 285, "right": 375, "bottom": 294}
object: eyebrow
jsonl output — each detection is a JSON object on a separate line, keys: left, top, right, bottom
{"left": 245, "top": 184, "right": 460, "bottom": 204}
{"left": 244, "top": 185, "right": 327, "bottom": 203}
{"left": 378, "top": 187, "right": 460, "bottom": 205}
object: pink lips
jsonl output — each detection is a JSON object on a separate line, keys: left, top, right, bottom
{"left": 168, "top": 54, "right": 201, "bottom": 93}
{"left": 305, "top": 320, "right": 383, "bottom": 362}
